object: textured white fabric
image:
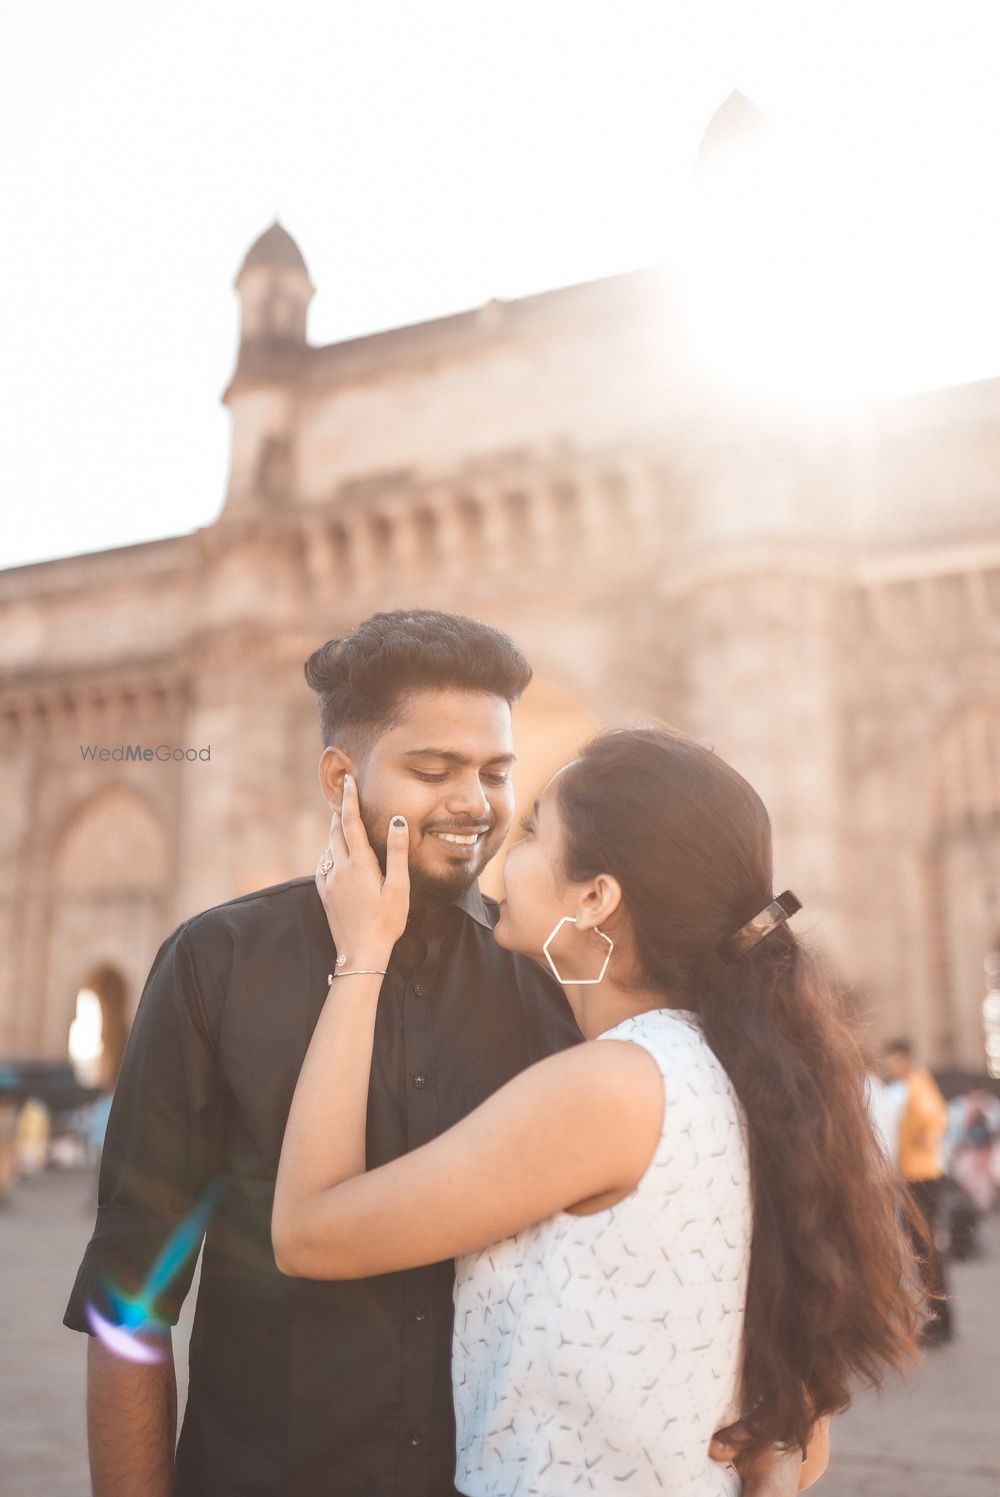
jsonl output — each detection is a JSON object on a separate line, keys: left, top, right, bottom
{"left": 452, "top": 1008, "right": 752, "bottom": 1496}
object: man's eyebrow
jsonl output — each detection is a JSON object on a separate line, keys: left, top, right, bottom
{"left": 401, "top": 748, "right": 517, "bottom": 766}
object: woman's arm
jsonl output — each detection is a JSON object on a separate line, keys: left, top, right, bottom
{"left": 271, "top": 772, "right": 665, "bottom": 1281}
{"left": 272, "top": 1009, "right": 664, "bottom": 1278}
{"left": 798, "top": 1417, "right": 831, "bottom": 1488}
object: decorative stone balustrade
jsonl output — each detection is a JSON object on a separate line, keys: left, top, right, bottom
{"left": 300, "top": 451, "right": 659, "bottom": 602}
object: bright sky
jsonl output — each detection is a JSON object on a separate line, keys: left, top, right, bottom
{"left": 2, "top": 0, "right": 999, "bottom": 570}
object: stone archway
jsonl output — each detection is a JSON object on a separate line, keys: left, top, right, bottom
{"left": 68, "top": 966, "right": 129, "bottom": 1089}
{"left": 53, "top": 785, "right": 171, "bottom": 893}
{"left": 44, "top": 785, "right": 171, "bottom": 1060}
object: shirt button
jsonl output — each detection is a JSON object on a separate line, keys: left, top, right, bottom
{"left": 412, "top": 982, "right": 425, "bottom": 997}
{"left": 407, "top": 1429, "right": 422, "bottom": 1448}
{"left": 412, "top": 1074, "right": 428, "bottom": 1089}
{"left": 413, "top": 1307, "right": 428, "bottom": 1323}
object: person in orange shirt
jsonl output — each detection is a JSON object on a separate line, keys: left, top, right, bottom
{"left": 882, "top": 1038, "right": 954, "bottom": 1345}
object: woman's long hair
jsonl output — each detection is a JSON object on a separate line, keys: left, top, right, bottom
{"left": 556, "top": 726, "right": 923, "bottom": 1453}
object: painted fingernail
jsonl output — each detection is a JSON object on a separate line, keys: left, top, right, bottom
{"left": 392, "top": 816, "right": 406, "bottom": 828}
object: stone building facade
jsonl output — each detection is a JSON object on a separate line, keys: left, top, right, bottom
{"left": 1, "top": 218, "right": 998, "bottom": 1080}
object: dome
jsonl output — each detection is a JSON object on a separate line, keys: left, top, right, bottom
{"left": 694, "top": 90, "right": 767, "bottom": 172}
{"left": 239, "top": 221, "right": 309, "bottom": 275}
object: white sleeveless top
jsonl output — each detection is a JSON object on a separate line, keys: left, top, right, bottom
{"left": 452, "top": 1008, "right": 752, "bottom": 1496}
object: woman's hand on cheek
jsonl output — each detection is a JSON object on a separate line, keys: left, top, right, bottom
{"left": 315, "top": 774, "right": 411, "bottom": 968}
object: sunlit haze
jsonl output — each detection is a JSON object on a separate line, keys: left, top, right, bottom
{"left": 3, "top": 0, "right": 999, "bottom": 567}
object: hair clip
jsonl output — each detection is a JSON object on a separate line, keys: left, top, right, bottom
{"left": 716, "top": 890, "right": 802, "bottom": 963}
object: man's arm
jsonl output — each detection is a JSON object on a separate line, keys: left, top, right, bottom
{"left": 63, "top": 920, "right": 225, "bottom": 1493}
{"left": 709, "top": 1415, "right": 831, "bottom": 1494}
{"left": 87, "top": 1333, "right": 177, "bottom": 1497}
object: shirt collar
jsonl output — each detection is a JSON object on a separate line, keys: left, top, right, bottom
{"left": 447, "top": 881, "right": 493, "bottom": 930}
{"left": 408, "top": 880, "right": 493, "bottom": 934}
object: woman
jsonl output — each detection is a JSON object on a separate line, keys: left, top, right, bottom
{"left": 272, "top": 727, "right": 920, "bottom": 1494}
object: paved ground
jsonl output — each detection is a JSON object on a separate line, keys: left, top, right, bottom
{"left": 3, "top": 1167, "right": 998, "bottom": 1496}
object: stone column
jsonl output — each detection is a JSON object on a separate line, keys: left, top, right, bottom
{"left": 677, "top": 561, "right": 851, "bottom": 973}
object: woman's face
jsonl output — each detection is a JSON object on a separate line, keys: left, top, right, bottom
{"left": 493, "top": 768, "right": 576, "bottom": 961}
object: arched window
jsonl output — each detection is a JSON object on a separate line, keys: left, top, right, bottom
{"left": 68, "top": 989, "right": 103, "bottom": 1085}
{"left": 68, "top": 969, "right": 128, "bottom": 1089}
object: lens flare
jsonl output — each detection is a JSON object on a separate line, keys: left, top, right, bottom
{"left": 86, "top": 1304, "right": 166, "bottom": 1363}
{"left": 86, "top": 1176, "right": 225, "bottom": 1360}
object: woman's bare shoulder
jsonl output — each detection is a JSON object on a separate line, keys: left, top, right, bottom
{"left": 522, "top": 1027, "right": 665, "bottom": 1130}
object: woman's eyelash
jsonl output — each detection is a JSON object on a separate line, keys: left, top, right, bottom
{"left": 519, "top": 814, "right": 535, "bottom": 834}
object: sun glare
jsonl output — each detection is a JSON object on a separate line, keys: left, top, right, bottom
{"left": 676, "top": 95, "right": 998, "bottom": 404}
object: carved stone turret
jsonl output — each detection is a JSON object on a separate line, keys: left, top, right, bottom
{"left": 234, "top": 220, "right": 314, "bottom": 351}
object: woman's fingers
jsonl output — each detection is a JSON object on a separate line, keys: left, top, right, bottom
{"left": 383, "top": 815, "right": 411, "bottom": 939}
{"left": 329, "top": 799, "right": 349, "bottom": 864}
{"left": 337, "top": 773, "right": 359, "bottom": 856}
{"left": 341, "top": 772, "right": 377, "bottom": 861}
{"left": 385, "top": 816, "right": 410, "bottom": 891}
{"left": 315, "top": 786, "right": 410, "bottom": 956}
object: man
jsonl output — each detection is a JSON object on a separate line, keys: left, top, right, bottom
{"left": 66, "top": 608, "right": 819, "bottom": 1495}
{"left": 881, "top": 1037, "right": 954, "bottom": 1345}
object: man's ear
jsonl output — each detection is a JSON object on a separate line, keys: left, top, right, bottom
{"left": 319, "top": 746, "right": 355, "bottom": 809}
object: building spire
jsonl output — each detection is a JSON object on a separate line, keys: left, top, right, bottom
{"left": 694, "top": 89, "right": 767, "bottom": 174}
{"left": 234, "top": 221, "right": 314, "bottom": 348}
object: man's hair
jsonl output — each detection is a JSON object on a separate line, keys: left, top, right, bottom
{"left": 303, "top": 609, "right": 533, "bottom": 750}
{"left": 883, "top": 1037, "right": 914, "bottom": 1058}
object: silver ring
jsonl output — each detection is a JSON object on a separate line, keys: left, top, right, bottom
{"left": 319, "top": 853, "right": 333, "bottom": 876}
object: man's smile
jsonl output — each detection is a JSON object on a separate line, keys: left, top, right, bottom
{"left": 424, "top": 824, "right": 493, "bottom": 855}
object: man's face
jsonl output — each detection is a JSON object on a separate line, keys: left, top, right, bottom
{"left": 338, "top": 689, "right": 516, "bottom": 905}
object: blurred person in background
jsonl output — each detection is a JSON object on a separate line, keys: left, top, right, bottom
{"left": 882, "top": 1038, "right": 954, "bottom": 1345}
{"left": 0, "top": 1093, "right": 17, "bottom": 1206}
{"left": 82, "top": 1088, "right": 114, "bottom": 1210}
{"left": 949, "top": 1089, "right": 999, "bottom": 1216}
{"left": 864, "top": 1059, "right": 903, "bottom": 1167}
{"left": 82, "top": 1089, "right": 114, "bottom": 1169}
{"left": 14, "top": 1094, "right": 51, "bottom": 1178}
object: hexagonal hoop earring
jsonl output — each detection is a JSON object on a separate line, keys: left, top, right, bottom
{"left": 542, "top": 916, "right": 614, "bottom": 986}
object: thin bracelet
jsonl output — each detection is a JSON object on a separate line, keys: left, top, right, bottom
{"left": 327, "top": 969, "right": 387, "bottom": 985}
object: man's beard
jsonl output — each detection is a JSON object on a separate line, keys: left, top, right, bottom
{"left": 361, "top": 806, "right": 498, "bottom": 907}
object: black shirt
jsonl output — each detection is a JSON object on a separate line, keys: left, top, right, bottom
{"left": 64, "top": 875, "right": 583, "bottom": 1497}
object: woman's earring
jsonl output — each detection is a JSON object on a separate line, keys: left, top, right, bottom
{"left": 542, "top": 916, "right": 614, "bottom": 986}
